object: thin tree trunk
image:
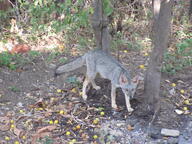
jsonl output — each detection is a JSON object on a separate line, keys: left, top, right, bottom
{"left": 144, "top": 0, "right": 173, "bottom": 113}
{"left": 91, "top": 0, "right": 111, "bottom": 53}
{"left": 189, "top": 0, "right": 192, "bottom": 22}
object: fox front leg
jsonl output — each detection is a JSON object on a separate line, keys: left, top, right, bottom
{"left": 111, "top": 85, "right": 118, "bottom": 110}
{"left": 125, "top": 96, "right": 134, "bottom": 113}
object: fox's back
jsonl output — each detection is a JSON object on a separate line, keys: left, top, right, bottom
{"left": 85, "top": 50, "right": 125, "bottom": 80}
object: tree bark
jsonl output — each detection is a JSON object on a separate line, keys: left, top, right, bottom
{"left": 91, "top": 0, "right": 111, "bottom": 53}
{"left": 144, "top": 0, "right": 173, "bottom": 112}
{"left": 0, "top": 0, "right": 11, "bottom": 11}
{"left": 189, "top": 0, "right": 192, "bottom": 22}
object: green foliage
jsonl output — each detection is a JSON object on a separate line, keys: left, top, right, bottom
{"left": 58, "top": 57, "right": 67, "bottom": 64}
{"left": 162, "top": 38, "right": 192, "bottom": 74}
{"left": 17, "top": 0, "right": 90, "bottom": 33}
{"left": 103, "top": 0, "right": 113, "bottom": 16}
{"left": 0, "top": 51, "right": 40, "bottom": 70}
{"left": 8, "top": 86, "right": 20, "bottom": 92}
{"left": 0, "top": 52, "right": 12, "bottom": 67}
{"left": 112, "top": 32, "right": 142, "bottom": 51}
{"left": 38, "top": 136, "right": 54, "bottom": 144}
{"left": 28, "top": 51, "right": 41, "bottom": 59}
{"left": 66, "top": 76, "right": 81, "bottom": 88}
{"left": 46, "top": 51, "right": 61, "bottom": 62}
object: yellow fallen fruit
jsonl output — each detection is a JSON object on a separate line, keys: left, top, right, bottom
{"left": 93, "top": 135, "right": 98, "bottom": 139}
{"left": 19, "top": 110, "right": 24, "bottom": 113}
{"left": 54, "top": 120, "right": 59, "bottom": 124}
{"left": 184, "top": 100, "right": 190, "bottom": 105}
{"left": 93, "top": 118, "right": 99, "bottom": 125}
{"left": 183, "top": 107, "right": 188, "bottom": 111}
{"left": 57, "top": 89, "right": 62, "bottom": 93}
{"left": 139, "top": 65, "right": 145, "bottom": 69}
{"left": 123, "top": 50, "right": 128, "bottom": 53}
{"left": 11, "top": 124, "right": 15, "bottom": 128}
{"left": 76, "top": 125, "right": 81, "bottom": 130}
{"left": 59, "top": 110, "right": 65, "bottom": 115}
{"left": 79, "top": 92, "right": 83, "bottom": 96}
{"left": 38, "top": 107, "right": 43, "bottom": 111}
{"left": 171, "top": 83, "right": 176, "bottom": 87}
{"left": 69, "top": 139, "right": 76, "bottom": 144}
{"left": 49, "top": 120, "right": 53, "bottom": 124}
{"left": 100, "top": 111, "right": 105, "bottom": 116}
{"left": 66, "top": 131, "right": 71, "bottom": 135}
{"left": 10, "top": 120, "right": 14, "bottom": 124}
{"left": 22, "top": 135, "right": 26, "bottom": 140}
{"left": 180, "top": 89, "right": 185, "bottom": 94}
{"left": 71, "top": 88, "right": 77, "bottom": 93}
{"left": 14, "top": 141, "right": 20, "bottom": 144}
{"left": 144, "top": 52, "right": 149, "bottom": 56}
{"left": 5, "top": 136, "right": 10, "bottom": 141}
{"left": 72, "top": 139, "right": 76, "bottom": 142}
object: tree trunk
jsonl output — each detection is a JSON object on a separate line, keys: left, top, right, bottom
{"left": 0, "top": 0, "right": 11, "bottom": 11}
{"left": 189, "top": 0, "right": 192, "bottom": 22}
{"left": 91, "top": 0, "right": 111, "bottom": 53}
{"left": 144, "top": 0, "right": 173, "bottom": 113}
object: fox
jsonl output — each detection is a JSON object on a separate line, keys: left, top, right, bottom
{"left": 55, "top": 50, "right": 142, "bottom": 113}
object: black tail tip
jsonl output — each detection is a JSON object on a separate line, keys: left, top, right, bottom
{"left": 54, "top": 71, "right": 59, "bottom": 77}
{"left": 54, "top": 73, "right": 57, "bottom": 77}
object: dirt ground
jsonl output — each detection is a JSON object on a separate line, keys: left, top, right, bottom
{"left": 0, "top": 50, "right": 192, "bottom": 144}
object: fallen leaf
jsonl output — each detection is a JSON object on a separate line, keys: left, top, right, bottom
{"left": 0, "top": 116, "right": 10, "bottom": 131}
{"left": 31, "top": 125, "right": 57, "bottom": 144}
{"left": 13, "top": 127, "right": 24, "bottom": 138}
{"left": 127, "top": 124, "right": 134, "bottom": 131}
{"left": 11, "top": 44, "right": 31, "bottom": 54}
{"left": 169, "top": 88, "right": 176, "bottom": 95}
{"left": 37, "top": 125, "right": 57, "bottom": 134}
{"left": 175, "top": 109, "right": 183, "bottom": 115}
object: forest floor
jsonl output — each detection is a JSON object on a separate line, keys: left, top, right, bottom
{"left": 0, "top": 49, "right": 192, "bottom": 144}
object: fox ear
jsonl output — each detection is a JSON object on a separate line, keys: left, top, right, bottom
{"left": 119, "top": 74, "right": 128, "bottom": 84}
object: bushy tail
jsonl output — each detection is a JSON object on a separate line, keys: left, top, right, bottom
{"left": 55, "top": 56, "right": 85, "bottom": 76}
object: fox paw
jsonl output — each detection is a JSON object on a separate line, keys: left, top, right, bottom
{"left": 127, "top": 107, "right": 134, "bottom": 113}
{"left": 94, "top": 86, "right": 101, "bottom": 90}
{"left": 82, "top": 94, "right": 87, "bottom": 101}
{"left": 112, "top": 104, "right": 118, "bottom": 110}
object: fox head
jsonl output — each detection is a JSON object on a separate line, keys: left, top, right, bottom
{"left": 119, "top": 74, "right": 143, "bottom": 99}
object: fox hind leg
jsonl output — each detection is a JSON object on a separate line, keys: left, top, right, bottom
{"left": 91, "top": 79, "right": 101, "bottom": 90}
{"left": 82, "top": 74, "right": 100, "bottom": 100}
{"left": 82, "top": 76, "right": 89, "bottom": 100}
{"left": 111, "top": 85, "right": 118, "bottom": 110}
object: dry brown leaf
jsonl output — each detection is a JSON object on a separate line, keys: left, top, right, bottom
{"left": 43, "top": 111, "right": 52, "bottom": 117}
{"left": 31, "top": 125, "right": 57, "bottom": 144}
{"left": 0, "top": 116, "right": 10, "bottom": 131}
{"left": 30, "top": 98, "right": 46, "bottom": 109}
{"left": 13, "top": 127, "right": 24, "bottom": 138}
{"left": 127, "top": 124, "right": 134, "bottom": 131}
{"left": 11, "top": 44, "right": 31, "bottom": 54}
{"left": 37, "top": 125, "right": 57, "bottom": 134}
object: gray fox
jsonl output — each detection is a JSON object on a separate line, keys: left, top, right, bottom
{"left": 55, "top": 50, "right": 142, "bottom": 112}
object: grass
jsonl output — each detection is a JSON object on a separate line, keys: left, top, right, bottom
{"left": 0, "top": 51, "right": 42, "bottom": 70}
{"left": 162, "top": 38, "right": 192, "bottom": 74}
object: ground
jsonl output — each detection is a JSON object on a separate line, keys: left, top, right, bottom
{"left": 0, "top": 50, "right": 192, "bottom": 144}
